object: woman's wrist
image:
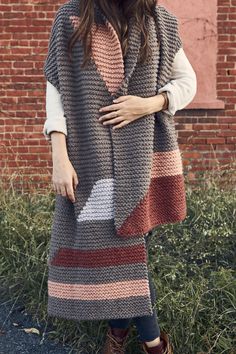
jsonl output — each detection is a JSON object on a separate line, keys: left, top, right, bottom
{"left": 144, "top": 93, "right": 169, "bottom": 115}
{"left": 50, "top": 132, "right": 69, "bottom": 161}
{"left": 159, "top": 92, "right": 169, "bottom": 111}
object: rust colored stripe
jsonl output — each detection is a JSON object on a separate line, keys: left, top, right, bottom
{"left": 117, "top": 174, "right": 187, "bottom": 237}
{"left": 50, "top": 243, "right": 146, "bottom": 267}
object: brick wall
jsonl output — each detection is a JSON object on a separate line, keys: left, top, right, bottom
{"left": 0, "top": 0, "right": 235, "bottom": 190}
{"left": 176, "top": 0, "right": 236, "bottom": 181}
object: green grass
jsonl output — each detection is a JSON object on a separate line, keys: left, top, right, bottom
{"left": 0, "top": 167, "right": 235, "bottom": 354}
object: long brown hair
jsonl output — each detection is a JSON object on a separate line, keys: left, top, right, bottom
{"left": 68, "top": 0, "right": 157, "bottom": 68}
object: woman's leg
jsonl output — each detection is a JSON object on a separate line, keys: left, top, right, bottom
{"left": 131, "top": 231, "right": 161, "bottom": 347}
{"left": 108, "top": 269, "right": 160, "bottom": 343}
{"left": 108, "top": 231, "right": 160, "bottom": 346}
{"left": 108, "top": 317, "right": 132, "bottom": 330}
{"left": 132, "top": 269, "right": 161, "bottom": 345}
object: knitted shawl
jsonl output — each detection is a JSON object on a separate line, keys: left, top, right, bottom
{"left": 44, "top": 0, "right": 186, "bottom": 321}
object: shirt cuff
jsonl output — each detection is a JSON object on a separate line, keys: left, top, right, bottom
{"left": 159, "top": 85, "right": 177, "bottom": 116}
{"left": 43, "top": 119, "right": 67, "bottom": 141}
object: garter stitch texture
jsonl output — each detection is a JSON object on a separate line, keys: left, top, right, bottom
{"left": 43, "top": 0, "right": 187, "bottom": 321}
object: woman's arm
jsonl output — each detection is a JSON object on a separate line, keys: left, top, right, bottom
{"left": 50, "top": 131, "right": 78, "bottom": 203}
{"left": 145, "top": 47, "right": 197, "bottom": 116}
{"left": 43, "top": 80, "right": 67, "bottom": 141}
{"left": 43, "top": 81, "right": 78, "bottom": 203}
{"left": 43, "top": 47, "right": 197, "bottom": 137}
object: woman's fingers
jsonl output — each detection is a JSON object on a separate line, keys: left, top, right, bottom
{"left": 52, "top": 159, "right": 78, "bottom": 203}
{"left": 113, "top": 120, "right": 129, "bottom": 130}
{"left": 65, "top": 182, "right": 76, "bottom": 203}
{"left": 53, "top": 181, "right": 75, "bottom": 203}
{"left": 73, "top": 172, "right": 79, "bottom": 191}
{"left": 53, "top": 182, "right": 61, "bottom": 195}
{"left": 59, "top": 184, "right": 67, "bottom": 197}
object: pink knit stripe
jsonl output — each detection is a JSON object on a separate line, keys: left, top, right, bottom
{"left": 69, "top": 16, "right": 124, "bottom": 93}
{"left": 48, "top": 279, "right": 150, "bottom": 300}
{"left": 151, "top": 149, "right": 183, "bottom": 178}
{"left": 91, "top": 22, "right": 124, "bottom": 93}
{"left": 69, "top": 15, "right": 80, "bottom": 29}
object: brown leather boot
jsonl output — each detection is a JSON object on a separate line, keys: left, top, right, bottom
{"left": 140, "top": 331, "right": 173, "bottom": 354}
{"left": 102, "top": 326, "right": 130, "bottom": 354}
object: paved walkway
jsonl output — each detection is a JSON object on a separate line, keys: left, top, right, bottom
{"left": 0, "top": 297, "right": 73, "bottom": 354}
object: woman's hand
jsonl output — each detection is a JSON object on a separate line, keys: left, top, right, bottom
{"left": 98, "top": 94, "right": 165, "bottom": 130}
{"left": 50, "top": 132, "right": 79, "bottom": 203}
{"left": 52, "top": 157, "right": 79, "bottom": 203}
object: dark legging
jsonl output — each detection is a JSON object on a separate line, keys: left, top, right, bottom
{"left": 108, "top": 232, "right": 161, "bottom": 342}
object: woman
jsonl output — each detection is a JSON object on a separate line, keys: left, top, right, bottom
{"left": 43, "top": 0, "right": 197, "bottom": 353}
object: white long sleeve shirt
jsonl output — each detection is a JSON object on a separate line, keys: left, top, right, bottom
{"left": 43, "top": 47, "right": 197, "bottom": 141}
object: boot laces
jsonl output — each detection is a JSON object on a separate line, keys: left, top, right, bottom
{"left": 107, "top": 331, "right": 129, "bottom": 354}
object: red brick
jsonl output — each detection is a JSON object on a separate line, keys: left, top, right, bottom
{"left": 0, "top": 1, "right": 236, "bottom": 189}
{"left": 207, "top": 138, "right": 226, "bottom": 144}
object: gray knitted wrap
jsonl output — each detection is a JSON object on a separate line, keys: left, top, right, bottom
{"left": 43, "top": 0, "right": 186, "bottom": 321}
